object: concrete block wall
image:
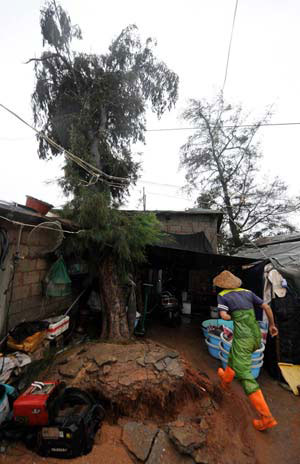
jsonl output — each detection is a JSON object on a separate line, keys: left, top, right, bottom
{"left": 1, "top": 220, "right": 72, "bottom": 331}
{"left": 156, "top": 213, "right": 219, "bottom": 252}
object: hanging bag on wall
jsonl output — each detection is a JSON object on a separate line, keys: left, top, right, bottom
{"left": 43, "top": 257, "right": 72, "bottom": 297}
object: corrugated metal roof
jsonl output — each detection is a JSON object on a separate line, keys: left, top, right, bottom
{"left": 148, "top": 245, "right": 257, "bottom": 270}
{"left": 235, "top": 240, "right": 300, "bottom": 267}
{"left": 124, "top": 208, "right": 223, "bottom": 216}
{"left": 152, "top": 208, "right": 223, "bottom": 216}
{"left": 255, "top": 233, "right": 300, "bottom": 246}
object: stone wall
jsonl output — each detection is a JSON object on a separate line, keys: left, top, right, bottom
{"left": 156, "top": 212, "right": 220, "bottom": 252}
{"left": 0, "top": 220, "right": 73, "bottom": 334}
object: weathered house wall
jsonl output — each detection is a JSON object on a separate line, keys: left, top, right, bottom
{"left": 156, "top": 211, "right": 221, "bottom": 252}
{"left": 0, "top": 220, "right": 72, "bottom": 335}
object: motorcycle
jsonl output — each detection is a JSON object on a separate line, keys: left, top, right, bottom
{"left": 159, "top": 290, "right": 182, "bottom": 327}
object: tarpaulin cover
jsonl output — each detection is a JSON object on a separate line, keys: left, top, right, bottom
{"left": 43, "top": 257, "right": 72, "bottom": 297}
{"left": 156, "top": 232, "right": 213, "bottom": 253}
{"left": 228, "top": 309, "right": 262, "bottom": 395}
{"left": 272, "top": 294, "right": 300, "bottom": 364}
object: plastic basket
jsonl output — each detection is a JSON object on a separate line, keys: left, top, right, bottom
{"left": 201, "top": 319, "right": 234, "bottom": 338}
{"left": 219, "top": 351, "right": 263, "bottom": 379}
{"left": 220, "top": 332, "right": 265, "bottom": 358}
{"left": 205, "top": 338, "right": 221, "bottom": 360}
{"left": 219, "top": 341, "right": 264, "bottom": 364}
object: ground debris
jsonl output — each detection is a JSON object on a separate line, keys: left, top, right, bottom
{"left": 122, "top": 421, "right": 158, "bottom": 461}
{"left": 47, "top": 340, "right": 211, "bottom": 421}
{"left": 167, "top": 422, "right": 207, "bottom": 456}
{"left": 146, "top": 430, "right": 194, "bottom": 464}
{"left": 58, "top": 360, "right": 84, "bottom": 378}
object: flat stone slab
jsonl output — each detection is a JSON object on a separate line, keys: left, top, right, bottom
{"left": 59, "top": 360, "right": 83, "bottom": 378}
{"left": 193, "top": 448, "right": 210, "bottom": 464}
{"left": 146, "top": 430, "right": 194, "bottom": 464}
{"left": 93, "top": 354, "right": 117, "bottom": 367}
{"left": 165, "top": 358, "right": 184, "bottom": 378}
{"left": 168, "top": 423, "right": 206, "bottom": 455}
{"left": 122, "top": 422, "right": 158, "bottom": 461}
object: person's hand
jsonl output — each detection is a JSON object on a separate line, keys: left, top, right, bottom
{"left": 269, "top": 324, "right": 278, "bottom": 337}
{"left": 220, "top": 310, "right": 231, "bottom": 321}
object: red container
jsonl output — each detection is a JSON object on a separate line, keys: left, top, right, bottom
{"left": 26, "top": 196, "right": 53, "bottom": 215}
{"left": 13, "top": 381, "right": 61, "bottom": 426}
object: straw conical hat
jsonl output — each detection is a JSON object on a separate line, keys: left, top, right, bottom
{"left": 213, "top": 270, "right": 242, "bottom": 289}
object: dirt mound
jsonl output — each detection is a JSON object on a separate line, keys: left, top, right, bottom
{"left": 46, "top": 340, "right": 212, "bottom": 421}
{"left": 39, "top": 340, "right": 257, "bottom": 463}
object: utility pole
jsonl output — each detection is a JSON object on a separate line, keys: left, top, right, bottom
{"left": 143, "top": 187, "right": 146, "bottom": 211}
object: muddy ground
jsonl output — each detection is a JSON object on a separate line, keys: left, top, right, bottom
{"left": 147, "top": 316, "right": 300, "bottom": 464}
{"left": 1, "top": 316, "right": 299, "bottom": 464}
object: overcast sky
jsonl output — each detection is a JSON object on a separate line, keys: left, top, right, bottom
{"left": 1, "top": 0, "right": 300, "bottom": 214}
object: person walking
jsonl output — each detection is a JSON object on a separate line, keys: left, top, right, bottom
{"left": 213, "top": 270, "right": 278, "bottom": 431}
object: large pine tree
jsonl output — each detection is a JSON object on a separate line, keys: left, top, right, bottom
{"left": 30, "top": 0, "right": 178, "bottom": 338}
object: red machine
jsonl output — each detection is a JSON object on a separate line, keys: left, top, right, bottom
{"left": 13, "top": 381, "right": 63, "bottom": 426}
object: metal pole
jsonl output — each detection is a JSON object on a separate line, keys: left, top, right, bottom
{"left": 134, "top": 283, "right": 153, "bottom": 336}
{"left": 143, "top": 187, "right": 146, "bottom": 211}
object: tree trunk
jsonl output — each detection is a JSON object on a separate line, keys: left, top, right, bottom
{"left": 224, "top": 194, "right": 242, "bottom": 248}
{"left": 99, "top": 254, "right": 130, "bottom": 340}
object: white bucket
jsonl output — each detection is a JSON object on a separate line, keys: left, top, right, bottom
{"left": 182, "top": 291, "right": 188, "bottom": 301}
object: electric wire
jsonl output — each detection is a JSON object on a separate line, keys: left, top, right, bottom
{"left": 138, "top": 179, "right": 183, "bottom": 188}
{"left": 222, "top": 0, "right": 239, "bottom": 93}
{"left": 147, "top": 191, "right": 191, "bottom": 201}
{"left": 134, "top": 184, "right": 300, "bottom": 215}
{"left": 0, "top": 103, "right": 129, "bottom": 188}
{"left": 3, "top": 119, "right": 300, "bottom": 137}
{"left": 0, "top": 215, "right": 85, "bottom": 234}
{"left": 146, "top": 121, "right": 300, "bottom": 132}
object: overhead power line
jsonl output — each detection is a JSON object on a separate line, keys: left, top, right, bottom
{"left": 222, "top": 0, "right": 239, "bottom": 93}
{"left": 138, "top": 179, "right": 183, "bottom": 188}
{"left": 0, "top": 103, "right": 129, "bottom": 188}
{"left": 147, "top": 191, "right": 191, "bottom": 201}
{"left": 2, "top": 119, "right": 300, "bottom": 139}
{"left": 146, "top": 121, "right": 300, "bottom": 132}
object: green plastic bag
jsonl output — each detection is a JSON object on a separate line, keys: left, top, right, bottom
{"left": 43, "top": 257, "right": 72, "bottom": 297}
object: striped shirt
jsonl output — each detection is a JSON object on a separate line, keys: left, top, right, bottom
{"left": 217, "top": 288, "right": 263, "bottom": 314}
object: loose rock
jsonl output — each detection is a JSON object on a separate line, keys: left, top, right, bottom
{"left": 146, "top": 430, "right": 194, "bottom": 464}
{"left": 168, "top": 423, "right": 206, "bottom": 456}
{"left": 122, "top": 422, "right": 158, "bottom": 461}
{"left": 59, "top": 361, "right": 83, "bottom": 378}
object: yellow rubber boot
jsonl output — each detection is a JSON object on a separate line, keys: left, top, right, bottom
{"left": 218, "top": 366, "right": 235, "bottom": 389}
{"left": 248, "top": 389, "right": 278, "bottom": 431}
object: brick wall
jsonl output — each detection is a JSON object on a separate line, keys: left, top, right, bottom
{"left": 1, "top": 220, "right": 73, "bottom": 332}
{"left": 156, "top": 213, "right": 219, "bottom": 252}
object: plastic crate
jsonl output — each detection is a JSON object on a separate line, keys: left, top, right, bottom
{"left": 46, "top": 316, "right": 69, "bottom": 340}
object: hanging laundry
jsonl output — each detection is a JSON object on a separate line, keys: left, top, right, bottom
{"left": 268, "top": 269, "right": 287, "bottom": 298}
{"left": 263, "top": 264, "right": 287, "bottom": 303}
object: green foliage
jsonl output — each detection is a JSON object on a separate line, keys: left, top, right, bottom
{"left": 40, "top": 0, "right": 82, "bottom": 50}
{"left": 180, "top": 93, "right": 299, "bottom": 251}
{"left": 30, "top": 1, "right": 177, "bottom": 297}
{"left": 31, "top": 2, "right": 178, "bottom": 203}
{"left": 62, "top": 190, "right": 163, "bottom": 278}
